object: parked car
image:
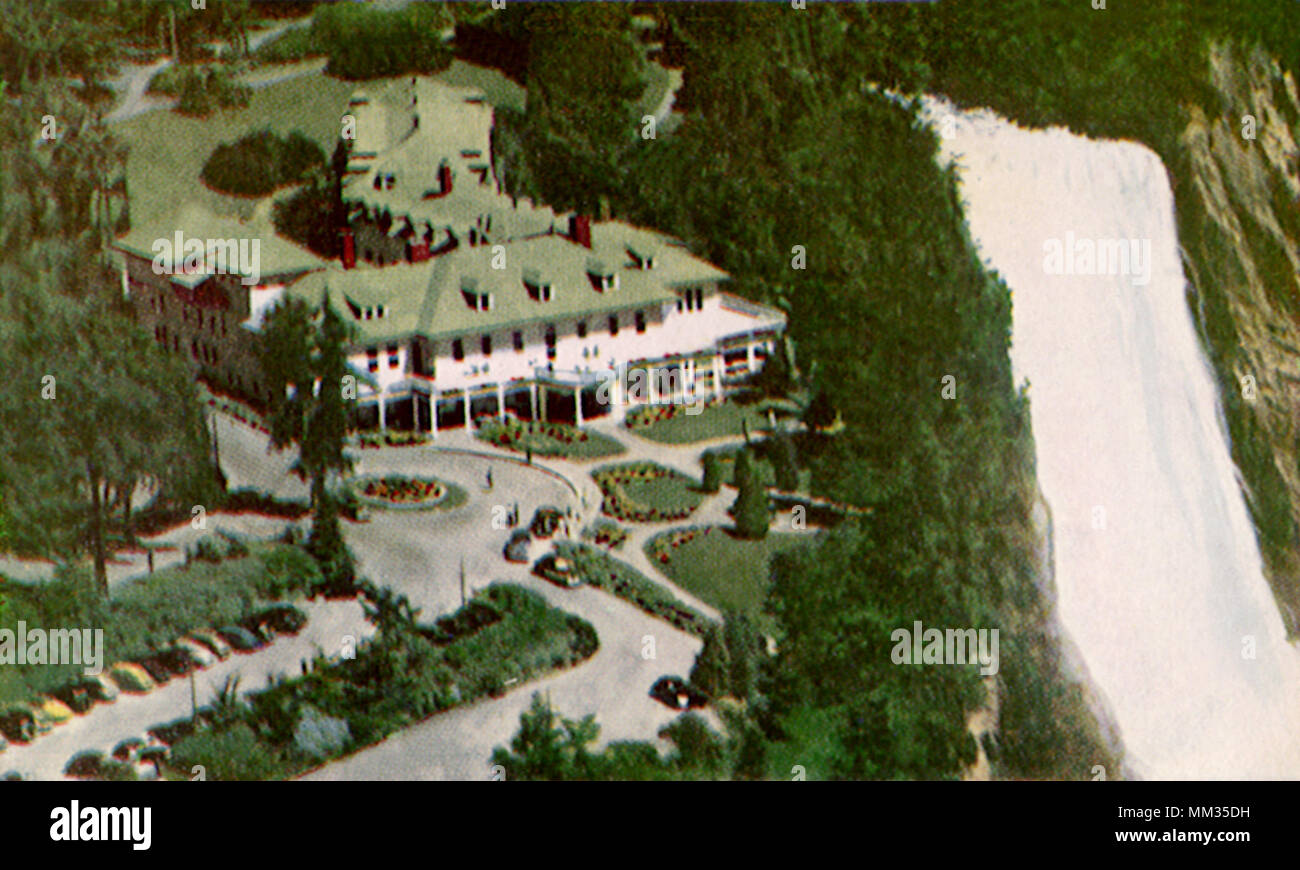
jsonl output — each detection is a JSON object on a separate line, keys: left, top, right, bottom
{"left": 189, "top": 628, "right": 232, "bottom": 659}
{"left": 134, "top": 654, "right": 175, "bottom": 685}
{"left": 248, "top": 603, "right": 307, "bottom": 636}
{"left": 49, "top": 681, "right": 95, "bottom": 714}
{"left": 504, "top": 529, "right": 531, "bottom": 563}
{"left": 533, "top": 554, "right": 581, "bottom": 589}
{"left": 112, "top": 737, "right": 145, "bottom": 762}
{"left": 64, "top": 750, "right": 105, "bottom": 779}
{"left": 157, "top": 645, "right": 205, "bottom": 676}
{"left": 530, "top": 506, "right": 564, "bottom": 539}
{"left": 109, "top": 662, "right": 156, "bottom": 694}
{"left": 174, "top": 637, "right": 218, "bottom": 668}
{"left": 78, "top": 673, "right": 120, "bottom": 703}
{"left": 0, "top": 707, "right": 37, "bottom": 744}
{"left": 218, "top": 625, "right": 266, "bottom": 653}
{"left": 33, "top": 698, "right": 75, "bottom": 728}
{"left": 649, "top": 676, "right": 709, "bottom": 711}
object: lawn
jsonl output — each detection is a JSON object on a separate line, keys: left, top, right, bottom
{"left": 113, "top": 70, "right": 356, "bottom": 228}
{"left": 646, "top": 525, "right": 820, "bottom": 620}
{"left": 476, "top": 417, "right": 625, "bottom": 461}
{"left": 592, "top": 462, "right": 704, "bottom": 522}
{"left": 628, "top": 398, "right": 800, "bottom": 445}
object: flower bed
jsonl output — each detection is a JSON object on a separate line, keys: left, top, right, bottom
{"left": 592, "top": 462, "right": 703, "bottom": 523}
{"left": 554, "top": 542, "right": 712, "bottom": 639}
{"left": 582, "top": 519, "right": 629, "bottom": 550}
{"left": 646, "top": 525, "right": 715, "bottom": 564}
{"left": 357, "top": 430, "right": 429, "bottom": 449}
{"left": 474, "top": 417, "right": 624, "bottom": 460}
{"left": 352, "top": 475, "right": 462, "bottom": 511}
{"left": 624, "top": 397, "right": 721, "bottom": 430}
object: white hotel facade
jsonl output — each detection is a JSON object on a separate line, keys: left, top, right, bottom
{"left": 114, "top": 78, "right": 785, "bottom": 431}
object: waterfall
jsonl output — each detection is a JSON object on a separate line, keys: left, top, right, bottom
{"left": 923, "top": 97, "right": 1300, "bottom": 779}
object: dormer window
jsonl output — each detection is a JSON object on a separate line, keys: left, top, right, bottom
{"left": 628, "top": 246, "right": 657, "bottom": 270}
{"left": 587, "top": 259, "right": 619, "bottom": 292}
{"left": 523, "top": 267, "right": 554, "bottom": 302}
{"left": 460, "top": 277, "right": 493, "bottom": 311}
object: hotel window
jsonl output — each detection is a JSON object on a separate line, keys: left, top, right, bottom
{"left": 481, "top": 334, "right": 492, "bottom": 357}
{"left": 544, "top": 326, "right": 556, "bottom": 361}
{"left": 608, "top": 315, "right": 619, "bottom": 336}
{"left": 452, "top": 338, "right": 464, "bottom": 361}
{"left": 387, "top": 344, "right": 400, "bottom": 369}
{"left": 367, "top": 346, "right": 379, "bottom": 373}
{"left": 695, "top": 287, "right": 704, "bottom": 309}
{"left": 513, "top": 331, "right": 524, "bottom": 352}
{"left": 635, "top": 311, "right": 646, "bottom": 333}
{"left": 577, "top": 320, "right": 587, "bottom": 339}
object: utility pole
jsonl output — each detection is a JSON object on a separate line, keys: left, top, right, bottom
{"left": 459, "top": 556, "right": 466, "bottom": 608}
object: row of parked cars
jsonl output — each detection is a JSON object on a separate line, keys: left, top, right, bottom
{"left": 0, "top": 604, "right": 308, "bottom": 748}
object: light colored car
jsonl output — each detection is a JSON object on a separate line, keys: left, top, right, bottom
{"left": 33, "top": 697, "right": 75, "bottom": 728}
{"left": 189, "top": 628, "right": 233, "bottom": 659}
{"left": 175, "top": 637, "right": 218, "bottom": 667}
{"left": 109, "top": 662, "right": 157, "bottom": 694}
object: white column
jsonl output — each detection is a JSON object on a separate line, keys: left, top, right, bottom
{"left": 712, "top": 353, "right": 723, "bottom": 399}
{"left": 530, "top": 382, "right": 539, "bottom": 421}
{"left": 378, "top": 396, "right": 386, "bottom": 430}
{"left": 745, "top": 342, "right": 755, "bottom": 373}
{"left": 574, "top": 386, "right": 584, "bottom": 427}
{"left": 430, "top": 391, "right": 438, "bottom": 436}
{"left": 463, "top": 389, "right": 472, "bottom": 428}
{"left": 496, "top": 383, "right": 506, "bottom": 420}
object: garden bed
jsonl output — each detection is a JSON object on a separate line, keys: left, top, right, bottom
{"left": 553, "top": 542, "right": 712, "bottom": 639}
{"left": 592, "top": 462, "right": 704, "bottom": 523}
{"left": 476, "top": 417, "right": 624, "bottom": 460}
{"left": 351, "top": 475, "right": 465, "bottom": 511}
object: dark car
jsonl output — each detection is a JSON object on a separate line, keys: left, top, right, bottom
{"left": 532, "top": 554, "right": 581, "bottom": 589}
{"left": 247, "top": 604, "right": 307, "bottom": 636}
{"left": 503, "top": 530, "right": 531, "bottom": 563}
{"left": 0, "top": 707, "right": 37, "bottom": 744}
{"left": 49, "top": 682, "right": 94, "bottom": 714}
{"left": 218, "top": 624, "right": 266, "bottom": 653}
{"left": 649, "top": 676, "right": 708, "bottom": 711}
{"left": 64, "top": 750, "right": 105, "bottom": 779}
{"left": 134, "top": 654, "right": 174, "bottom": 685}
{"left": 530, "top": 506, "right": 564, "bottom": 539}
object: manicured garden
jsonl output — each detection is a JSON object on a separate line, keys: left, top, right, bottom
{"left": 552, "top": 541, "right": 712, "bottom": 639}
{"left": 476, "top": 417, "right": 624, "bottom": 460}
{"left": 645, "top": 525, "right": 820, "bottom": 620}
{"left": 626, "top": 399, "right": 794, "bottom": 445}
{"left": 355, "top": 429, "right": 429, "bottom": 449}
{"left": 592, "top": 462, "right": 704, "bottom": 523}
{"left": 581, "top": 518, "right": 628, "bottom": 550}
{"left": 154, "top": 583, "right": 597, "bottom": 780}
{"left": 352, "top": 475, "right": 464, "bottom": 511}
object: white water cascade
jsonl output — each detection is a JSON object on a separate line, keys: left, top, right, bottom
{"left": 923, "top": 98, "right": 1300, "bottom": 779}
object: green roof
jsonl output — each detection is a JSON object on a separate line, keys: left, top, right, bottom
{"left": 114, "top": 203, "right": 327, "bottom": 279}
{"left": 287, "top": 221, "right": 728, "bottom": 346}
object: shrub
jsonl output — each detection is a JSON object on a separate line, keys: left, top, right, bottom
{"left": 169, "top": 723, "right": 290, "bottom": 781}
{"left": 176, "top": 66, "right": 250, "bottom": 117}
{"left": 701, "top": 453, "right": 724, "bottom": 493}
{"left": 292, "top": 705, "right": 351, "bottom": 760}
{"left": 201, "top": 129, "right": 326, "bottom": 197}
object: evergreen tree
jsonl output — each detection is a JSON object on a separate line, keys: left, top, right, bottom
{"left": 701, "top": 452, "right": 724, "bottom": 493}
{"left": 689, "top": 623, "right": 731, "bottom": 697}
{"left": 731, "top": 449, "right": 769, "bottom": 540}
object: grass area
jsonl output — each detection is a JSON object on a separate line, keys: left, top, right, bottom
{"left": 476, "top": 417, "right": 625, "bottom": 461}
{"left": 114, "top": 70, "right": 355, "bottom": 228}
{"left": 553, "top": 541, "right": 712, "bottom": 638}
{"left": 627, "top": 399, "right": 789, "bottom": 445}
{"left": 646, "top": 525, "right": 819, "bottom": 622}
{"left": 592, "top": 462, "right": 704, "bottom": 522}
{"left": 0, "top": 543, "right": 321, "bottom": 706}
{"left": 160, "top": 583, "right": 596, "bottom": 780}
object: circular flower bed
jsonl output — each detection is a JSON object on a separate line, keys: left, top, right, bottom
{"left": 353, "top": 475, "right": 451, "bottom": 510}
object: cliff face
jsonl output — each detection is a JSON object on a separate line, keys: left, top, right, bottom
{"left": 1177, "top": 41, "right": 1300, "bottom": 633}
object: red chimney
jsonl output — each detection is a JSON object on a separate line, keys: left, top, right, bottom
{"left": 438, "top": 162, "right": 453, "bottom": 196}
{"left": 342, "top": 229, "right": 356, "bottom": 270}
{"left": 570, "top": 214, "right": 592, "bottom": 248}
